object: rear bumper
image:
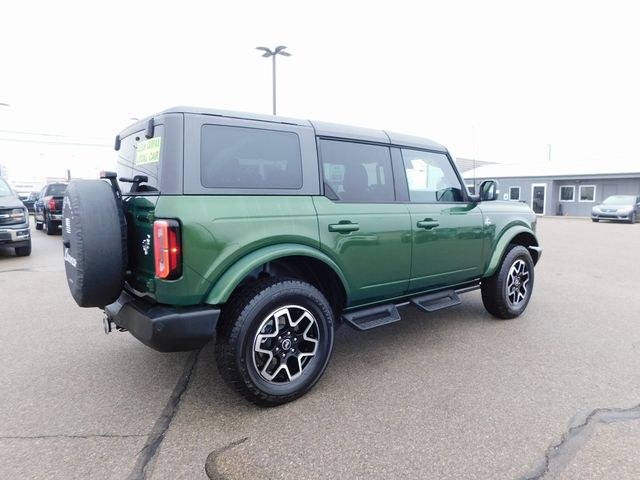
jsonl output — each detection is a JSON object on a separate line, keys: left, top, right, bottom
{"left": 104, "top": 291, "right": 220, "bottom": 352}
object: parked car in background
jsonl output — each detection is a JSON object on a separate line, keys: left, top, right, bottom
{"left": 591, "top": 195, "right": 640, "bottom": 223}
{"left": 34, "top": 183, "right": 67, "bottom": 235}
{"left": 18, "top": 191, "right": 40, "bottom": 213}
{"left": 0, "top": 178, "right": 31, "bottom": 256}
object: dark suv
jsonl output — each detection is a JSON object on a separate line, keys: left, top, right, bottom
{"left": 0, "top": 178, "right": 31, "bottom": 256}
{"left": 63, "top": 107, "right": 541, "bottom": 405}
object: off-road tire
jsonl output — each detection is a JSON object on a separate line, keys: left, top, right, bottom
{"left": 481, "top": 245, "right": 535, "bottom": 319}
{"left": 215, "top": 277, "right": 335, "bottom": 407}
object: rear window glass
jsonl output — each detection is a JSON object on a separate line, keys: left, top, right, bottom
{"left": 46, "top": 184, "right": 67, "bottom": 196}
{"left": 200, "top": 125, "right": 302, "bottom": 189}
{"left": 116, "top": 126, "right": 164, "bottom": 193}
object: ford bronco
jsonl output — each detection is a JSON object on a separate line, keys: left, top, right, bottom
{"left": 62, "top": 107, "right": 541, "bottom": 406}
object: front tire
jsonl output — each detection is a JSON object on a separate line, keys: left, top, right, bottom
{"left": 629, "top": 212, "right": 637, "bottom": 224}
{"left": 591, "top": 218, "right": 599, "bottom": 223}
{"left": 481, "top": 245, "right": 535, "bottom": 319}
{"left": 215, "top": 278, "right": 335, "bottom": 406}
{"left": 15, "top": 241, "right": 32, "bottom": 257}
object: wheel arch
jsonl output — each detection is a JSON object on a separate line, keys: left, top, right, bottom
{"left": 484, "top": 226, "right": 540, "bottom": 278}
{"left": 204, "top": 244, "right": 350, "bottom": 313}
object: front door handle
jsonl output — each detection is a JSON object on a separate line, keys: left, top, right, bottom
{"left": 416, "top": 219, "right": 440, "bottom": 230}
{"left": 328, "top": 222, "right": 360, "bottom": 233}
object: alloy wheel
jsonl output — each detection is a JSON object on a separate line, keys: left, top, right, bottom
{"left": 252, "top": 305, "right": 320, "bottom": 383}
{"left": 505, "top": 259, "right": 530, "bottom": 308}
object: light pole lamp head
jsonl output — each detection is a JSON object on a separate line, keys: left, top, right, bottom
{"left": 256, "top": 46, "right": 291, "bottom": 57}
{"left": 256, "top": 46, "right": 274, "bottom": 57}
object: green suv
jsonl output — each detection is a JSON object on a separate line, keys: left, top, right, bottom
{"left": 62, "top": 107, "right": 541, "bottom": 406}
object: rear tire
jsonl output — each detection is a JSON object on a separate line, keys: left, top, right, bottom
{"left": 215, "top": 278, "right": 335, "bottom": 406}
{"left": 481, "top": 245, "right": 535, "bottom": 319}
{"left": 35, "top": 221, "right": 43, "bottom": 230}
{"left": 45, "top": 213, "right": 57, "bottom": 235}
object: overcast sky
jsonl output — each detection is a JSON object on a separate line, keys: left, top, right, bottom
{"left": 1, "top": 0, "right": 639, "bottom": 182}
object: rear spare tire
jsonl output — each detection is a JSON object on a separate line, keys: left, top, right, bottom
{"left": 62, "top": 179, "right": 127, "bottom": 307}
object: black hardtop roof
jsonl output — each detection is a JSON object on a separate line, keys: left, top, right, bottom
{"left": 120, "top": 106, "right": 447, "bottom": 153}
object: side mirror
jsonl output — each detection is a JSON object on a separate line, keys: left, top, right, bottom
{"left": 479, "top": 180, "right": 499, "bottom": 201}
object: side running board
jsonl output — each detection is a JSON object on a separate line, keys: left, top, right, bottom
{"left": 342, "top": 304, "right": 401, "bottom": 331}
{"left": 342, "top": 286, "right": 476, "bottom": 332}
{"left": 410, "top": 290, "right": 461, "bottom": 312}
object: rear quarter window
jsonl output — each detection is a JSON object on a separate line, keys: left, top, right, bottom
{"left": 116, "top": 126, "right": 164, "bottom": 193}
{"left": 200, "top": 125, "right": 303, "bottom": 189}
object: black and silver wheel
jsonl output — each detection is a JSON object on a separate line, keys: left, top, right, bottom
{"left": 481, "top": 245, "right": 535, "bottom": 319}
{"left": 216, "top": 278, "right": 334, "bottom": 406}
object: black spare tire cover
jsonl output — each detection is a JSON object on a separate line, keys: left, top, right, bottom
{"left": 62, "top": 179, "right": 127, "bottom": 307}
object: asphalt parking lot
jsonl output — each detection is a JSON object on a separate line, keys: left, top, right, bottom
{"left": 1, "top": 217, "right": 639, "bottom": 480}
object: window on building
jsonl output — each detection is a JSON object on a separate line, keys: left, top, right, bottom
{"left": 320, "top": 139, "right": 395, "bottom": 202}
{"left": 401, "top": 149, "right": 464, "bottom": 203}
{"left": 579, "top": 185, "right": 596, "bottom": 202}
{"left": 509, "top": 186, "right": 521, "bottom": 201}
{"left": 559, "top": 185, "right": 575, "bottom": 202}
{"left": 200, "top": 125, "right": 303, "bottom": 189}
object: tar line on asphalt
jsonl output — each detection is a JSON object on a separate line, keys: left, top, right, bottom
{"left": 521, "top": 402, "right": 640, "bottom": 479}
{"left": 127, "top": 349, "right": 202, "bottom": 480}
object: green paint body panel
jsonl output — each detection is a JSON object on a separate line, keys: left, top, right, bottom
{"left": 122, "top": 193, "right": 538, "bottom": 309}
{"left": 477, "top": 201, "right": 539, "bottom": 277}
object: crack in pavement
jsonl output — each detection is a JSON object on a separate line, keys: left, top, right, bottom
{"left": 127, "top": 348, "right": 202, "bottom": 480}
{"left": 204, "top": 437, "right": 250, "bottom": 480}
{"left": 522, "top": 402, "right": 640, "bottom": 480}
{"left": 0, "top": 434, "right": 147, "bottom": 440}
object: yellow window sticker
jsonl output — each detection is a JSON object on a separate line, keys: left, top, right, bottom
{"left": 135, "top": 137, "right": 161, "bottom": 165}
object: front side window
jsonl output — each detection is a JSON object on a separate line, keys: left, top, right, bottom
{"left": 509, "top": 186, "right": 521, "bottom": 201}
{"left": 320, "top": 139, "right": 394, "bottom": 202}
{"left": 579, "top": 185, "right": 596, "bottom": 202}
{"left": 201, "top": 125, "right": 302, "bottom": 189}
{"left": 559, "top": 185, "right": 575, "bottom": 202}
{"left": 402, "top": 149, "right": 463, "bottom": 203}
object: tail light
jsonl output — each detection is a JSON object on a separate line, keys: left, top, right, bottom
{"left": 153, "top": 219, "right": 182, "bottom": 280}
{"left": 49, "top": 198, "right": 56, "bottom": 210}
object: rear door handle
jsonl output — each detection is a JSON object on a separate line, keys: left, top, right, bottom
{"left": 328, "top": 222, "right": 360, "bottom": 233}
{"left": 416, "top": 219, "right": 440, "bottom": 230}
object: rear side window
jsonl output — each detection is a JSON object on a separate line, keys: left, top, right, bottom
{"left": 200, "top": 125, "right": 303, "bottom": 189}
{"left": 319, "top": 139, "right": 395, "bottom": 202}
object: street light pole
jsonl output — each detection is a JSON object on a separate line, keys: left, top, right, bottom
{"left": 256, "top": 46, "right": 291, "bottom": 115}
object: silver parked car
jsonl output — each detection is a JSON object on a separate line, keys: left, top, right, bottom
{"left": 592, "top": 195, "right": 640, "bottom": 223}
